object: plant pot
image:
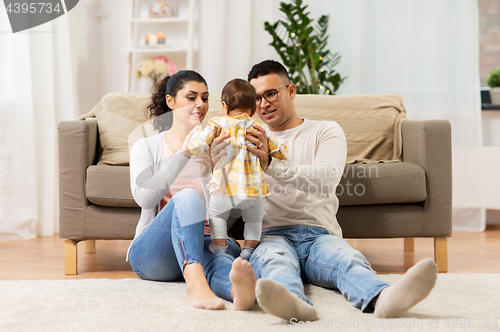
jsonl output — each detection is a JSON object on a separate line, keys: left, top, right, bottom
{"left": 490, "top": 87, "right": 500, "bottom": 105}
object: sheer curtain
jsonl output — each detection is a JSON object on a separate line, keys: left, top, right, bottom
{"left": 199, "top": 0, "right": 483, "bottom": 231}
{"left": 0, "top": 12, "right": 77, "bottom": 240}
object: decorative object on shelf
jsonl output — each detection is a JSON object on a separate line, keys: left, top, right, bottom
{"left": 487, "top": 66, "right": 500, "bottom": 105}
{"left": 145, "top": 32, "right": 166, "bottom": 46}
{"left": 125, "top": 0, "right": 195, "bottom": 92}
{"left": 134, "top": 56, "right": 177, "bottom": 92}
{"left": 264, "top": 0, "right": 345, "bottom": 95}
{"left": 145, "top": 33, "right": 158, "bottom": 46}
{"left": 149, "top": 1, "right": 175, "bottom": 18}
{"left": 157, "top": 32, "right": 166, "bottom": 45}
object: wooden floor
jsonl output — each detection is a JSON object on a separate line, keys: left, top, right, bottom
{"left": 1, "top": 227, "right": 499, "bottom": 280}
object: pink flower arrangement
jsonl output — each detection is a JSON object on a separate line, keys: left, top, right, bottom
{"left": 134, "top": 55, "right": 177, "bottom": 92}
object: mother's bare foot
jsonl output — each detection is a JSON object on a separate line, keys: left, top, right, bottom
{"left": 230, "top": 257, "right": 256, "bottom": 310}
{"left": 185, "top": 263, "right": 225, "bottom": 310}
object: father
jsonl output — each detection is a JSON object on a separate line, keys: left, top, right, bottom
{"left": 211, "top": 60, "right": 438, "bottom": 321}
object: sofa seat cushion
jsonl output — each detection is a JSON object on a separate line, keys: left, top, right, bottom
{"left": 86, "top": 166, "right": 138, "bottom": 208}
{"left": 337, "top": 162, "right": 426, "bottom": 206}
{"left": 86, "top": 162, "right": 426, "bottom": 208}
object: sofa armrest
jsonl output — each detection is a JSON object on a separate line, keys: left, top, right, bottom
{"left": 58, "top": 119, "right": 98, "bottom": 239}
{"left": 401, "top": 120, "right": 452, "bottom": 237}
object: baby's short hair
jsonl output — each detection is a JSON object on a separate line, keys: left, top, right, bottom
{"left": 221, "top": 79, "right": 256, "bottom": 113}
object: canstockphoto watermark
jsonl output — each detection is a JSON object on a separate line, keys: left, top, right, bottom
{"left": 290, "top": 318, "right": 499, "bottom": 330}
{"left": 291, "top": 318, "right": 426, "bottom": 329}
{"left": 3, "top": 0, "right": 80, "bottom": 33}
{"left": 269, "top": 164, "right": 379, "bottom": 197}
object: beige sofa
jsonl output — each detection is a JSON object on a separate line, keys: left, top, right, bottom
{"left": 58, "top": 93, "right": 451, "bottom": 275}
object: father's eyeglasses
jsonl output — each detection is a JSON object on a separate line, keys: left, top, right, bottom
{"left": 256, "top": 84, "right": 290, "bottom": 105}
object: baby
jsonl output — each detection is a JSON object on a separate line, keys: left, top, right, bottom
{"left": 188, "top": 78, "right": 288, "bottom": 260}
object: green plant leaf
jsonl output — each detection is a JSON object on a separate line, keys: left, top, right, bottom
{"left": 264, "top": 0, "right": 345, "bottom": 95}
{"left": 487, "top": 66, "right": 500, "bottom": 87}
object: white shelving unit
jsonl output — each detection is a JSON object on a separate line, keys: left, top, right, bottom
{"left": 481, "top": 90, "right": 500, "bottom": 219}
{"left": 124, "top": 0, "right": 196, "bottom": 92}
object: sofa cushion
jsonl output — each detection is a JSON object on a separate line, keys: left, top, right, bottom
{"left": 86, "top": 163, "right": 426, "bottom": 208}
{"left": 293, "top": 94, "right": 406, "bottom": 163}
{"left": 337, "top": 162, "right": 426, "bottom": 206}
{"left": 86, "top": 93, "right": 157, "bottom": 166}
{"left": 86, "top": 166, "right": 139, "bottom": 207}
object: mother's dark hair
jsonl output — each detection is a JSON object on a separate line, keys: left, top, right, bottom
{"left": 147, "top": 70, "right": 208, "bottom": 132}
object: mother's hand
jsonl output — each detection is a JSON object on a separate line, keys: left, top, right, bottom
{"left": 246, "top": 123, "right": 270, "bottom": 171}
{"left": 180, "top": 125, "right": 203, "bottom": 158}
{"left": 192, "top": 153, "right": 212, "bottom": 178}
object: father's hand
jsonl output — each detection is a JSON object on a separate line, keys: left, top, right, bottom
{"left": 210, "top": 126, "right": 230, "bottom": 168}
{"left": 246, "top": 123, "right": 270, "bottom": 171}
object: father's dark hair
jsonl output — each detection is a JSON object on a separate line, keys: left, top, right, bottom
{"left": 247, "top": 60, "right": 290, "bottom": 83}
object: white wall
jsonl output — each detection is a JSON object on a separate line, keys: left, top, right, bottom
{"left": 97, "top": 0, "right": 128, "bottom": 96}
{"left": 68, "top": 0, "right": 128, "bottom": 115}
{"left": 197, "top": 0, "right": 281, "bottom": 94}
{"left": 67, "top": 0, "right": 100, "bottom": 115}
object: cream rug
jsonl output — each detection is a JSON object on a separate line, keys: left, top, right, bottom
{"left": 1, "top": 274, "right": 499, "bottom": 332}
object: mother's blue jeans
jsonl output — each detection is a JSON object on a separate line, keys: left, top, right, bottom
{"left": 128, "top": 188, "right": 240, "bottom": 300}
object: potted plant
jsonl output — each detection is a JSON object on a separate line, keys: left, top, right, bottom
{"left": 487, "top": 66, "right": 500, "bottom": 104}
{"left": 264, "top": 0, "right": 345, "bottom": 95}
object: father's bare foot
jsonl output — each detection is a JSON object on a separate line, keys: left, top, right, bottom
{"left": 229, "top": 257, "right": 256, "bottom": 310}
{"left": 185, "top": 263, "right": 225, "bottom": 310}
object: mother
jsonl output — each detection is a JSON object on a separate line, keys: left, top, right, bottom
{"left": 127, "top": 70, "right": 257, "bottom": 310}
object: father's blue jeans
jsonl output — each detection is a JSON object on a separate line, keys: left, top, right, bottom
{"left": 129, "top": 188, "right": 240, "bottom": 289}
{"left": 249, "top": 225, "right": 390, "bottom": 312}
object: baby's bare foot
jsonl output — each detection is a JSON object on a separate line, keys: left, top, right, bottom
{"left": 230, "top": 257, "right": 256, "bottom": 310}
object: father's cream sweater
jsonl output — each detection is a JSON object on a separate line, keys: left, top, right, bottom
{"left": 263, "top": 119, "right": 347, "bottom": 237}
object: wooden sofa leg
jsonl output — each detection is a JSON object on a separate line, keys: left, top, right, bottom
{"left": 85, "top": 240, "right": 96, "bottom": 254}
{"left": 64, "top": 240, "right": 78, "bottom": 275}
{"left": 404, "top": 238, "right": 415, "bottom": 251}
{"left": 434, "top": 237, "right": 448, "bottom": 273}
